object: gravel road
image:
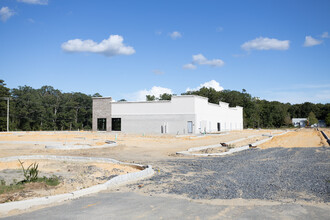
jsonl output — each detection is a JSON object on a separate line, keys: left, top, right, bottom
{"left": 128, "top": 147, "right": 330, "bottom": 202}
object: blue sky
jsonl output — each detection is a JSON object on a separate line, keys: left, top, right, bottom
{"left": 0, "top": 0, "right": 329, "bottom": 103}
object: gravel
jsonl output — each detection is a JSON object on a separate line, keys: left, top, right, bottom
{"left": 131, "top": 147, "right": 330, "bottom": 202}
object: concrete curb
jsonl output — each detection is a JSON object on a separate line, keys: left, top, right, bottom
{"left": 0, "top": 155, "right": 154, "bottom": 215}
{"left": 0, "top": 141, "right": 118, "bottom": 150}
{"left": 177, "top": 131, "right": 289, "bottom": 157}
{"left": 45, "top": 142, "right": 117, "bottom": 150}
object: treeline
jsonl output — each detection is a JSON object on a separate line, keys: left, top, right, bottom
{"left": 0, "top": 80, "right": 101, "bottom": 131}
{"left": 182, "top": 87, "right": 330, "bottom": 128}
{"left": 0, "top": 79, "right": 329, "bottom": 131}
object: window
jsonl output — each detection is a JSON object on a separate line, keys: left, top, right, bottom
{"left": 112, "top": 118, "right": 121, "bottom": 131}
{"left": 97, "top": 118, "right": 107, "bottom": 131}
{"left": 217, "top": 123, "right": 221, "bottom": 131}
{"left": 187, "top": 121, "right": 193, "bottom": 133}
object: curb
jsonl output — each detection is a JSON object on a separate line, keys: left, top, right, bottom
{"left": 45, "top": 142, "right": 117, "bottom": 150}
{"left": 177, "top": 131, "right": 289, "bottom": 157}
{"left": 0, "top": 155, "right": 154, "bottom": 215}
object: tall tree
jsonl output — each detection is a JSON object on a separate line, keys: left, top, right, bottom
{"left": 308, "top": 112, "right": 318, "bottom": 126}
{"left": 0, "top": 80, "right": 11, "bottom": 131}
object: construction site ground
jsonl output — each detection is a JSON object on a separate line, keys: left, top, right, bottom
{"left": 0, "top": 128, "right": 329, "bottom": 219}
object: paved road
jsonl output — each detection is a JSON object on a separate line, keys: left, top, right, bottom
{"left": 5, "top": 147, "right": 330, "bottom": 219}
{"left": 7, "top": 192, "right": 330, "bottom": 220}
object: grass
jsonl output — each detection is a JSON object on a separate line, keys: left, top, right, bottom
{"left": 36, "top": 175, "right": 60, "bottom": 186}
{"left": 227, "top": 144, "right": 235, "bottom": 149}
{"left": 0, "top": 180, "right": 24, "bottom": 194}
{"left": 0, "top": 160, "right": 61, "bottom": 196}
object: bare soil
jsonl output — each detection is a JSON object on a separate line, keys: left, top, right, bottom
{"left": 0, "top": 160, "right": 139, "bottom": 203}
{"left": 259, "top": 129, "right": 328, "bottom": 148}
{"left": 0, "top": 128, "right": 327, "bottom": 204}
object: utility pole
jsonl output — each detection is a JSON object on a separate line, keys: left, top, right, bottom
{"left": 1, "top": 97, "right": 10, "bottom": 132}
{"left": 6, "top": 97, "right": 9, "bottom": 131}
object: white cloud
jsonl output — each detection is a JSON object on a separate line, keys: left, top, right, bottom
{"left": 17, "top": 0, "right": 48, "bottom": 5}
{"left": 186, "top": 80, "right": 224, "bottom": 92}
{"left": 303, "top": 36, "right": 323, "bottom": 47}
{"left": 169, "top": 31, "right": 182, "bottom": 39}
{"left": 321, "top": 32, "right": 329, "bottom": 38}
{"left": 183, "top": 63, "right": 197, "bottom": 70}
{"left": 155, "top": 30, "right": 162, "bottom": 35}
{"left": 152, "top": 69, "right": 164, "bottom": 75}
{"left": 241, "top": 37, "right": 290, "bottom": 51}
{"left": 183, "top": 54, "right": 224, "bottom": 70}
{"left": 133, "top": 86, "right": 173, "bottom": 101}
{"left": 0, "top": 7, "right": 15, "bottom": 22}
{"left": 192, "top": 54, "right": 224, "bottom": 67}
{"left": 61, "top": 35, "right": 135, "bottom": 57}
{"left": 216, "top": 27, "right": 223, "bottom": 32}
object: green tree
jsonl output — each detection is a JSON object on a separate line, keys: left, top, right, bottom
{"left": 284, "top": 113, "right": 292, "bottom": 127}
{"left": 325, "top": 113, "right": 330, "bottom": 127}
{"left": 92, "top": 93, "right": 102, "bottom": 97}
{"left": 118, "top": 99, "right": 127, "bottom": 102}
{"left": 0, "top": 80, "right": 11, "bottom": 131}
{"left": 159, "top": 93, "right": 172, "bottom": 100}
{"left": 146, "top": 95, "right": 155, "bottom": 101}
{"left": 308, "top": 112, "right": 318, "bottom": 126}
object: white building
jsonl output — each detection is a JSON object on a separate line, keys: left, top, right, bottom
{"left": 292, "top": 118, "right": 307, "bottom": 127}
{"left": 92, "top": 95, "right": 243, "bottom": 134}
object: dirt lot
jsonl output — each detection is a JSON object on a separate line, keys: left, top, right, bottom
{"left": 259, "top": 129, "right": 328, "bottom": 148}
{"left": 0, "top": 128, "right": 328, "bottom": 205}
{"left": 0, "top": 129, "right": 282, "bottom": 162}
{"left": 0, "top": 160, "right": 139, "bottom": 203}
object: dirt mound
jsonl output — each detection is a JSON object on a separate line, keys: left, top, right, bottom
{"left": 259, "top": 129, "right": 328, "bottom": 148}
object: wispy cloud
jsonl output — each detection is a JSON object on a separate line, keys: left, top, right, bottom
{"left": 321, "top": 32, "right": 329, "bottom": 38}
{"left": 260, "top": 84, "right": 330, "bottom": 104}
{"left": 131, "top": 86, "right": 173, "bottom": 101}
{"left": 262, "top": 90, "right": 330, "bottom": 104}
{"left": 186, "top": 80, "right": 224, "bottom": 92}
{"left": 303, "top": 36, "right": 323, "bottom": 47}
{"left": 216, "top": 27, "right": 223, "bottom": 32}
{"left": 27, "top": 18, "right": 35, "bottom": 23}
{"left": 155, "top": 30, "right": 162, "bottom": 35}
{"left": 61, "top": 35, "right": 135, "bottom": 57}
{"left": 183, "top": 54, "right": 224, "bottom": 70}
{"left": 17, "top": 0, "right": 48, "bottom": 5}
{"left": 169, "top": 31, "right": 182, "bottom": 39}
{"left": 183, "top": 63, "right": 197, "bottom": 70}
{"left": 152, "top": 69, "right": 164, "bottom": 75}
{"left": 241, "top": 37, "right": 290, "bottom": 51}
{"left": 0, "top": 7, "right": 15, "bottom": 22}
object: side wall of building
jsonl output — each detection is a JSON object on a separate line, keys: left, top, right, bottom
{"left": 92, "top": 97, "right": 112, "bottom": 132}
{"left": 111, "top": 96, "right": 197, "bottom": 134}
{"left": 194, "top": 98, "right": 243, "bottom": 133}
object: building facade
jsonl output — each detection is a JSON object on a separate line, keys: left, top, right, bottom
{"left": 92, "top": 95, "right": 243, "bottom": 134}
{"left": 292, "top": 118, "right": 307, "bottom": 127}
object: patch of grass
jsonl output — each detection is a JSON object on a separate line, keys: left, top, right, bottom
{"left": 227, "top": 144, "right": 235, "bottom": 149}
{"left": 37, "top": 175, "right": 60, "bottom": 186}
{"left": 0, "top": 180, "right": 24, "bottom": 195}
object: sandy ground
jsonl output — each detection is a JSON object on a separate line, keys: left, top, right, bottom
{"left": 0, "top": 129, "right": 282, "bottom": 162}
{"left": 0, "top": 129, "right": 328, "bottom": 203}
{"left": 259, "top": 129, "right": 328, "bottom": 149}
{"left": 0, "top": 160, "right": 140, "bottom": 203}
{"left": 0, "top": 128, "right": 329, "bottom": 217}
